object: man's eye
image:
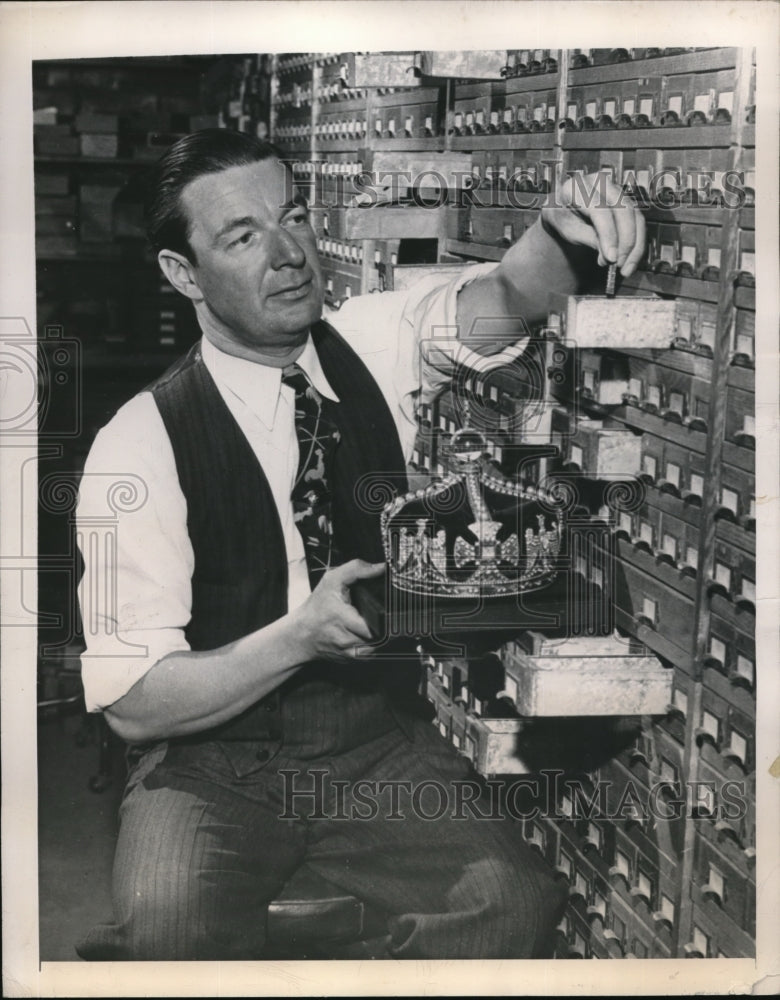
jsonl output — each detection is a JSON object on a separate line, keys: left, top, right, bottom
{"left": 285, "top": 211, "right": 309, "bottom": 227}
{"left": 230, "top": 232, "right": 255, "bottom": 248}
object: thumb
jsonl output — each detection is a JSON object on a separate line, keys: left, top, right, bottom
{"left": 330, "top": 558, "right": 386, "bottom": 587}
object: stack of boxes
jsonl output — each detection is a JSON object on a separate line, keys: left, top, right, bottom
{"left": 32, "top": 56, "right": 254, "bottom": 347}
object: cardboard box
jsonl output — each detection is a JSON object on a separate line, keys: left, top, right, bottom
{"left": 504, "top": 633, "right": 672, "bottom": 716}
{"left": 79, "top": 184, "right": 122, "bottom": 242}
{"left": 352, "top": 52, "right": 422, "bottom": 87}
{"left": 36, "top": 234, "right": 79, "bottom": 257}
{"left": 421, "top": 50, "right": 506, "bottom": 79}
{"left": 35, "top": 173, "right": 70, "bottom": 196}
{"left": 36, "top": 214, "right": 77, "bottom": 236}
{"left": 548, "top": 293, "right": 677, "bottom": 349}
{"left": 568, "top": 419, "right": 642, "bottom": 478}
{"left": 33, "top": 106, "right": 59, "bottom": 126}
{"left": 35, "top": 195, "right": 77, "bottom": 216}
{"left": 75, "top": 112, "right": 119, "bottom": 133}
{"left": 468, "top": 717, "right": 530, "bottom": 777}
{"left": 188, "top": 114, "right": 220, "bottom": 131}
{"left": 79, "top": 133, "right": 118, "bottom": 158}
{"left": 35, "top": 129, "right": 79, "bottom": 157}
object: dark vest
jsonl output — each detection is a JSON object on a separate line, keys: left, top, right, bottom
{"left": 149, "top": 320, "right": 423, "bottom": 747}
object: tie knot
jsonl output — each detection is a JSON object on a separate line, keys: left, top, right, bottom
{"left": 281, "top": 363, "right": 312, "bottom": 396}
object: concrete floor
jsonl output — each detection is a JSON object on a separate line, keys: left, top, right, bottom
{"left": 37, "top": 707, "right": 124, "bottom": 961}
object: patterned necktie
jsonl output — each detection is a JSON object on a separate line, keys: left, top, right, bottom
{"left": 281, "top": 363, "right": 341, "bottom": 587}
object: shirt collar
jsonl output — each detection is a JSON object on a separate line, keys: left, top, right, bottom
{"left": 201, "top": 334, "right": 339, "bottom": 431}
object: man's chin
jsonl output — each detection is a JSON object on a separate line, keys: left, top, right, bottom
{"left": 275, "top": 296, "right": 324, "bottom": 331}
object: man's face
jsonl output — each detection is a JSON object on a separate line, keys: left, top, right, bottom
{"left": 180, "top": 158, "right": 323, "bottom": 353}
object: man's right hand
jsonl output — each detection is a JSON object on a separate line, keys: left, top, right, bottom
{"left": 288, "top": 559, "right": 385, "bottom": 662}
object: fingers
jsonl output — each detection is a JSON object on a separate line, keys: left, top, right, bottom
{"left": 325, "top": 558, "right": 386, "bottom": 587}
{"left": 612, "top": 200, "right": 636, "bottom": 270}
{"left": 573, "top": 188, "right": 644, "bottom": 276}
{"left": 587, "top": 207, "right": 619, "bottom": 269}
{"left": 593, "top": 178, "right": 645, "bottom": 276}
{"left": 620, "top": 207, "right": 646, "bottom": 277}
{"left": 338, "top": 603, "right": 374, "bottom": 643}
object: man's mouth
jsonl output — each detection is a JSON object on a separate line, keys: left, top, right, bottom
{"left": 272, "top": 278, "right": 313, "bottom": 300}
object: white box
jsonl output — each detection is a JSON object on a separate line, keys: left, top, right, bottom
{"left": 505, "top": 634, "right": 672, "bottom": 716}
{"left": 549, "top": 293, "right": 677, "bottom": 349}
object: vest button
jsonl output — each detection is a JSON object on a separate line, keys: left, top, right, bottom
{"left": 255, "top": 748, "right": 270, "bottom": 762}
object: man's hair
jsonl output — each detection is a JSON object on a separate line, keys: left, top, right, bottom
{"left": 144, "top": 128, "right": 285, "bottom": 262}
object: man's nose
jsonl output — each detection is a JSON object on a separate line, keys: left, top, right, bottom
{"left": 270, "top": 226, "right": 306, "bottom": 269}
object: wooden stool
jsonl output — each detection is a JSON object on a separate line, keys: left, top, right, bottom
{"left": 265, "top": 867, "right": 390, "bottom": 959}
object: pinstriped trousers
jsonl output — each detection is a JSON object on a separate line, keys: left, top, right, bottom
{"left": 76, "top": 712, "right": 567, "bottom": 961}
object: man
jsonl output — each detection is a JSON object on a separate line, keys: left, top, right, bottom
{"left": 76, "top": 129, "right": 645, "bottom": 960}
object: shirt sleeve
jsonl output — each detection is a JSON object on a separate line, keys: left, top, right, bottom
{"left": 76, "top": 392, "right": 194, "bottom": 712}
{"left": 325, "top": 261, "right": 506, "bottom": 458}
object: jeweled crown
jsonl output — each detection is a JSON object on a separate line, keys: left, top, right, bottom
{"left": 381, "top": 429, "right": 565, "bottom": 598}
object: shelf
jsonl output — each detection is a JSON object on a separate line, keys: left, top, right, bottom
{"left": 312, "top": 140, "right": 368, "bottom": 154}
{"left": 371, "top": 87, "right": 442, "bottom": 108}
{"left": 445, "top": 239, "right": 506, "bottom": 262}
{"left": 502, "top": 72, "right": 561, "bottom": 95}
{"left": 343, "top": 204, "right": 447, "bottom": 240}
{"left": 621, "top": 270, "right": 720, "bottom": 302}
{"left": 710, "top": 593, "right": 754, "bottom": 634}
{"left": 727, "top": 363, "right": 755, "bottom": 394}
{"left": 715, "top": 517, "right": 755, "bottom": 557}
{"left": 616, "top": 538, "right": 698, "bottom": 601}
{"left": 464, "top": 189, "right": 543, "bottom": 210}
{"left": 310, "top": 94, "right": 368, "bottom": 113}
{"left": 562, "top": 125, "right": 733, "bottom": 149}
{"left": 722, "top": 440, "right": 755, "bottom": 475}
{"left": 620, "top": 346, "right": 713, "bottom": 381}
{"left": 615, "top": 405, "right": 709, "bottom": 454}
{"left": 643, "top": 483, "right": 702, "bottom": 530}
{"left": 569, "top": 48, "right": 738, "bottom": 86}
{"left": 644, "top": 206, "right": 754, "bottom": 230}
{"left": 370, "top": 137, "right": 446, "bottom": 153}
{"left": 614, "top": 607, "right": 694, "bottom": 676}
{"left": 450, "top": 132, "right": 557, "bottom": 151}
{"left": 35, "top": 156, "right": 152, "bottom": 168}
{"left": 36, "top": 55, "right": 219, "bottom": 71}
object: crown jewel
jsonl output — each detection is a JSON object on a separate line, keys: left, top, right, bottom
{"left": 382, "top": 428, "right": 564, "bottom": 598}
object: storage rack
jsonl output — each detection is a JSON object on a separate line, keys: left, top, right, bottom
{"left": 270, "top": 47, "right": 757, "bottom": 960}
{"left": 33, "top": 48, "right": 757, "bottom": 961}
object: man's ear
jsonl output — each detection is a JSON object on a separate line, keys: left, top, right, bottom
{"left": 157, "top": 249, "right": 202, "bottom": 302}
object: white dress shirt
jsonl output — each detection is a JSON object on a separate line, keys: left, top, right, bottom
{"left": 77, "top": 262, "right": 518, "bottom": 711}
